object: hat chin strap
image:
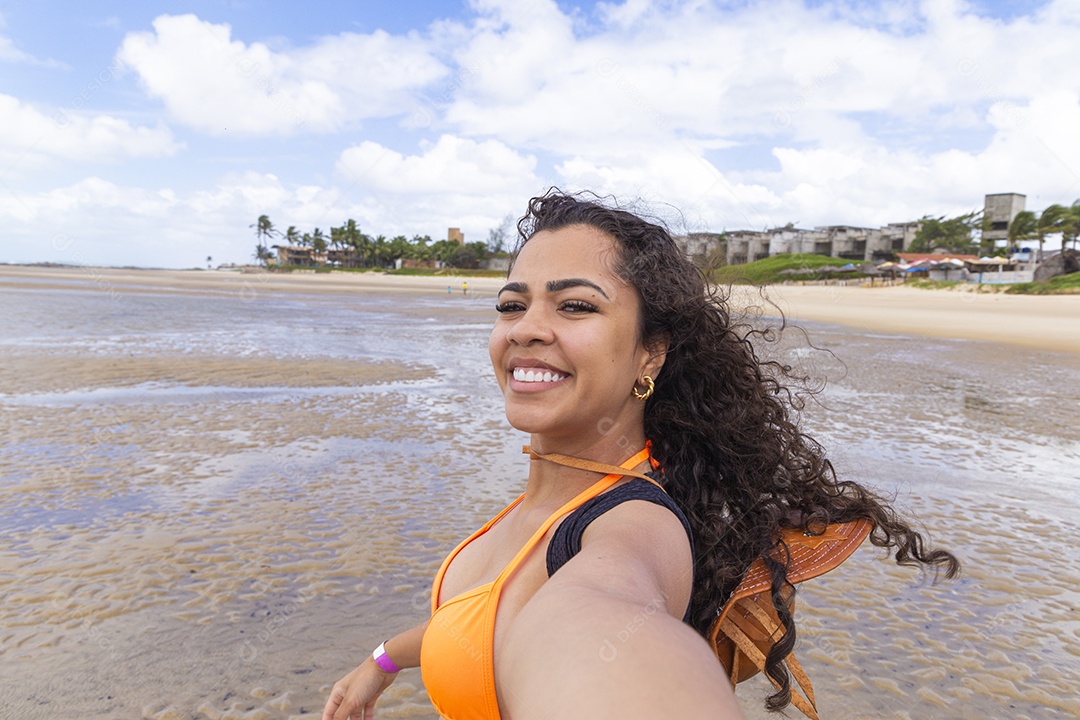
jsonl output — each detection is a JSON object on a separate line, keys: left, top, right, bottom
{"left": 521, "top": 445, "right": 662, "bottom": 489}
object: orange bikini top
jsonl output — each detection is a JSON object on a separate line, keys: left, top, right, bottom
{"left": 419, "top": 447, "right": 652, "bottom": 720}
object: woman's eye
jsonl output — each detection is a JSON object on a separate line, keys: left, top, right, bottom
{"left": 495, "top": 301, "right": 525, "bottom": 313}
{"left": 561, "top": 300, "right": 598, "bottom": 313}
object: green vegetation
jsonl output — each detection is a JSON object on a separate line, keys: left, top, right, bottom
{"left": 251, "top": 214, "right": 276, "bottom": 265}
{"left": 911, "top": 201, "right": 1080, "bottom": 257}
{"left": 909, "top": 211, "right": 983, "bottom": 255}
{"left": 388, "top": 267, "right": 507, "bottom": 278}
{"left": 270, "top": 265, "right": 506, "bottom": 277}
{"left": 272, "top": 265, "right": 383, "bottom": 273}
{"left": 249, "top": 214, "right": 511, "bottom": 270}
{"left": 709, "top": 254, "right": 862, "bottom": 285}
{"left": 907, "top": 279, "right": 964, "bottom": 290}
{"left": 905, "top": 273, "right": 1080, "bottom": 295}
{"left": 1005, "top": 271, "right": 1080, "bottom": 295}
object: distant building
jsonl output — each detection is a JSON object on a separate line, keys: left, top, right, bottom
{"left": 272, "top": 245, "right": 327, "bottom": 267}
{"left": 448, "top": 228, "right": 464, "bottom": 245}
{"left": 396, "top": 258, "right": 443, "bottom": 270}
{"left": 876, "top": 222, "right": 921, "bottom": 261}
{"left": 983, "top": 193, "right": 1026, "bottom": 246}
{"left": 687, "top": 221, "right": 922, "bottom": 266}
{"left": 679, "top": 232, "right": 726, "bottom": 265}
{"left": 676, "top": 192, "right": 1022, "bottom": 267}
{"left": 768, "top": 226, "right": 830, "bottom": 257}
{"left": 725, "top": 231, "right": 770, "bottom": 265}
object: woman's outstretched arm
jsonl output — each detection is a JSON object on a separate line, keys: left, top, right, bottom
{"left": 322, "top": 619, "right": 428, "bottom": 720}
{"left": 497, "top": 501, "right": 745, "bottom": 719}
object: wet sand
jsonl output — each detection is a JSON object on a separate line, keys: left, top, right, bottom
{"left": 4, "top": 264, "right": 1079, "bottom": 355}
{"left": 1, "top": 266, "right": 1078, "bottom": 719}
{"left": 0, "top": 264, "right": 509, "bottom": 299}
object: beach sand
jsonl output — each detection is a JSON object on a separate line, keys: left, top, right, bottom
{"left": 734, "top": 283, "right": 1080, "bottom": 356}
{"left": 4, "top": 264, "right": 1078, "bottom": 355}
{"left": 2, "top": 264, "right": 1078, "bottom": 719}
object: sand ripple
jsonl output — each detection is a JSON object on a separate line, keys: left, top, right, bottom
{"left": 3, "top": 280, "right": 1078, "bottom": 719}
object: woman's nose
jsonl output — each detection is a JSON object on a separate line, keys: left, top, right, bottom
{"left": 505, "top": 305, "right": 555, "bottom": 346}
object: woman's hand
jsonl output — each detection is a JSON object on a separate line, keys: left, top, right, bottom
{"left": 321, "top": 658, "right": 398, "bottom": 720}
{"left": 322, "top": 622, "right": 428, "bottom": 720}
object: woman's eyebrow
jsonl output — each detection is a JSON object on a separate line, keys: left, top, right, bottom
{"left": 498, "top": 279, "right": 610, "bottom": 300}
{"left": 498, "top": 281, "right": 527, "bottom": 297}
{"left": 547, "top": 278, "right": 610, "bottom": 299}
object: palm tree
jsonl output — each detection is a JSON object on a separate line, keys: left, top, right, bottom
{"left": 343, "top": 219, "right": 367, "bottom": 267}
{"left": 1036, "top": 204, "right": 1069, "bottom": 261}
{"left": 250, "top": 214, "right": 277, "bottom": 266}
{"left": 373, "top": 235, "right": 389, "bottom": 267}
{"left": 1008, "top": 210, "right": 1037, "bottom": 254}
{"left": 284, "top": 225, "right": 301, "bottom": 247}
{"left": 253, "top": 244, "right": 274, "bottom": 266}
{"left": 251, "top": 215, "right": 275, "bottom": 244}
{"left": 1064, "top": 201, "right": 1080, "bottom": 251}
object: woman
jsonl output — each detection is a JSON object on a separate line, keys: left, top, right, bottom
{"left": 322, "top": 190, "right": 958, "bottom": 720}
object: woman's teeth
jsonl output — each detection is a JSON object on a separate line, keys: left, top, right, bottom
{"left": 513, "top": 368, "right": 565, "bottom": 383}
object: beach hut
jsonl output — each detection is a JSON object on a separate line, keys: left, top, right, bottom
{"left": 929, "top": 257, "right": 967, "bottom": 281}
{"left": 904, "top": 259, "right": 931, "bottom": 277}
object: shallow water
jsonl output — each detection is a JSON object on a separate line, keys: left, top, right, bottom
{"left": 0, "top": 280, "right": 1077, "bottom": 719}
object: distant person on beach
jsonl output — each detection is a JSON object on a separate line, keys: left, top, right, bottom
{"left": 323, "top": 191, "right": 958, "bottom": 720}
{"left": 462, "top": 280, "right": 469, "bottom": 297}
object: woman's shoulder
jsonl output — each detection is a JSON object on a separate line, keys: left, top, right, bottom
{"left": 547, "top": 477, "right": 695, "bottom": 620}
{"left": 549, "top": 478, "right": 693, "bottom": 569}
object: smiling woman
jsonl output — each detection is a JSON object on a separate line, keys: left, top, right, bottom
{"left": 322, "top": 190, "right": 959, "bottom": 720}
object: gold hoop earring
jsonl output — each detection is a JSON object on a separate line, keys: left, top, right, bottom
{"left": 633, "top": 375, "right": 654, "bottom": 401}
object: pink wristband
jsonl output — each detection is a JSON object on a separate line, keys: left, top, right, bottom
{"left": 373, "top": 641, "right": 401, "bottom": 673}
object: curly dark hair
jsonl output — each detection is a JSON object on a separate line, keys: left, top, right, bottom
{"left": 514, "top": 188, "right": 960, "bottom": 712}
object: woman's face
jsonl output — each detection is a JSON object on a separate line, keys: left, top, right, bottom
{"left": 489, "top": 224, "right": 662, "bottom": 449}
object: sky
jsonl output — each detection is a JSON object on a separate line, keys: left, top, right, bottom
{"left": 1, "top": 0, "right": 1078, "bottom": 268}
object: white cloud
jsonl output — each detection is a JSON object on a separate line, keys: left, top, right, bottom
{"left": 758, "top": 90, "right": 1080, "bottom": 228}
{"left": 0, "top": 19, "right": 66, "bottom": 68}
{"left": 117, "top": 14, "right": 448, "bottom": 136}
{"left": 429, "top": 0, "right": 1080, "bottom": 231}
{"left": 333, "top": 134, "right": 542, "bottom": 243}
{"left": 0, "top": 34, "right": 35, "bottom": 64}
{"left": 0, "top": 93, "right": 179, "bottom": 170}
{"left": 336, "top": 134, "right": 538, "bottom": 195}
{"left": 6, "top": 2, "right": 1080, "bottom": 268}
{"left": 0, "top": 174, "right": 318, "bottom": 267}
{"left": 555, "top": 147, "right": 781, "bottom": 233}
{"left": 441, "top": 0, "right": 1080, "bottom": 155}
{"left": 0, "top": 169, "right": 526, "bottom": 268}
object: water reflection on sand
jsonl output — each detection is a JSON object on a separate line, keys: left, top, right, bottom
{"left": 1, "top": 282, "right": 1077, "bottom": 719}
